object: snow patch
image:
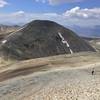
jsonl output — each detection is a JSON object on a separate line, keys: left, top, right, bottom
{"left": 2, "top": 40, "right": 7, "bottom": 44}
{"left": 58, "top": 32, "right": 73, "bottom": 54}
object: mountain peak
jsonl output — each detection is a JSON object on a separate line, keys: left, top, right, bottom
{"left": 0, "top": 20, "right": 95, "bottom": 60}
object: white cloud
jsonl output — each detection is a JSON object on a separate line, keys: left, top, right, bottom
{"left": 0, "top": 7, "right": 100, "bottom": 27}
{"left": 0, "top": 11, "right": 26, "bottom": 24}
{"left": 49, "top": 0, "right": 83, "bottom": 5}
{"left": 35, "top": 0, "right": 83, "bottom": 5}
{"left": 63, "top": 6, "right": 100, "bottom": 19}
{"left": 62, "top": 7, "right": 100, "bottom": 27}
{"left": 11, "top": 11, "right": 25, "bottom": 18}
{"left": 0, "top": 0, "right": 8, "bottom": 7}
{"left": 35, "top": 0, "right": 46, "bottom": 3}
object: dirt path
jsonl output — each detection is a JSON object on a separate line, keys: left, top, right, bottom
{"left": 0, "top": 52, "right": 99, "bottom": 81}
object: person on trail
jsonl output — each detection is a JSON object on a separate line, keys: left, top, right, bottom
{"left": 92, "top": 68, "right": 95, "bottom": 75}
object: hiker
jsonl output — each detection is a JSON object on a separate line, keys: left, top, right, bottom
{"left": 92, "top": 68, "right": 95, "bottom": 75}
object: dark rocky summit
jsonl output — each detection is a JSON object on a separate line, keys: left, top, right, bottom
{"left": 0, "top": 20, "right": 95, "bottom": 60}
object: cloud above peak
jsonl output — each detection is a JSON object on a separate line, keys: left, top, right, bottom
{"left": 0, "top": 7, "right": 100, "bottom": 27}
{"left": 49, "top": 0, "right": 84, "bottom": 5}
{"left": 0, "top": 0, "right": 8, "bottom": 7}
{"left": 63, "top": 6, "right": 100, "bottom": 19}
{"left": 35, "top": 0, "right": 84, "bottom": 5}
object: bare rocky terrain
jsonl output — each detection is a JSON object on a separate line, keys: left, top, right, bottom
{"left": 0, "top": 25, "right": 19, "bottom": 35}
{"left": 0, "top": 20, "right": 99, "bottom": 100}
{"left": 83, "top": 37, "right": 100, "bottom": 52}
{"left": 0, "top": 52, "right": 100, "bottom": 100}
{"left": 0, "top": 25, "right": 20, "bottom": 41}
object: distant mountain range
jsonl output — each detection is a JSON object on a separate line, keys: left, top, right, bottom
{"left": 68, "top": 25, "right": 100, "bottom": 38}
{"left": 0, "top": 25, "right": 20, "bottom": 35}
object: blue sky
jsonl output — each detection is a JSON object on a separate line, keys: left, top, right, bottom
{"left": 0, "top": 0, "right": 100, "bottom": 13}
{"left": 0, "top": 0, "right": 100, "bottom": 28}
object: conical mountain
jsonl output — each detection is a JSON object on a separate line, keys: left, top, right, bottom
{"left": 0, "top": 20, "right": 95, "bottom": 60}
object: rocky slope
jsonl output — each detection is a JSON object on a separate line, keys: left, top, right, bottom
{"left": 0, "top": 25, "right": 19, "bottom": 34}
{"left": 0, "top": 20, "right": 95, "bottom": 60}
{"left": 0, "top": 25, "right": 19, "bottom": 40}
